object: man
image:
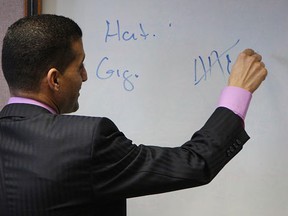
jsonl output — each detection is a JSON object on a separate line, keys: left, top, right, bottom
{"left": 0, "top": 14, "right": 267, "bottom": 216}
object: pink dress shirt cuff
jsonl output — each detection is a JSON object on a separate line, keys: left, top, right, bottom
{"left": 218, "top": 86, "right": 252, "bottom": 121}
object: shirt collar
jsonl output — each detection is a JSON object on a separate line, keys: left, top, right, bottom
{"left": 7, "top": 97, "right": 57, "bottom": 114}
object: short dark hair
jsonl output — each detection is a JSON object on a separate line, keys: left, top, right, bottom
{"left": 1, "top": 14, "right": 83, "bottom": 92}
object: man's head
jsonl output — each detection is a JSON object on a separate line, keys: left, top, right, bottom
{"left": 1, "top": 14, "right": 87, "bottom": 113}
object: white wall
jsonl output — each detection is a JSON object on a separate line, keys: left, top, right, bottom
{"left": 43, "top": 0, "right": 288, "bottom": 215}
{"left": 0, "top": 0, "right": 24, "bottom": 109}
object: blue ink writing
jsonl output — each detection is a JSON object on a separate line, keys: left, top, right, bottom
{"left": 105, "top": 20, "right": 150, "bottom": 43}
{"left": 96, "top": 56, "right": 139, "bottom": 91}
{"left": 194, "top": 39, "right": 240, "bottom": 85}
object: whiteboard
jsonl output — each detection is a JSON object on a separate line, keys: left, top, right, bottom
{"left": 43, "top": 1, "right": 288, "bottom": 215}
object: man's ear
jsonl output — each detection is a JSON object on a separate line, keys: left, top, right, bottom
{"left": 47, "top": 68, "right": 61, "bottom": 91}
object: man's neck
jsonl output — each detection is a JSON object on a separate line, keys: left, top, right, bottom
{"left": 8, "top": 96, "right": 58, "bottom": 114}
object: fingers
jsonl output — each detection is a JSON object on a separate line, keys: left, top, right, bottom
{"left": 259, "top": 64, "right": 268, "bottom": 81}
{"left": 243, "top": 48, "right": 262, "bottom": 61}
{"left": 259, "top": 61, "right": 265, "bottom": 67}
{"left": 242, "top": 48, "right": 255, "bottom": 55}
{"left": 252, "top": 53, "right": 262, "bottom": 62}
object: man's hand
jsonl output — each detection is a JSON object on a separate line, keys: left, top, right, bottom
{"left": 228, "top": 49, "right": 268, "bottom": 93}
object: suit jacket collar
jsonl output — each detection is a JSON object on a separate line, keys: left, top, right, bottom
{"left": 0, "top": 103, "right": 54, "bottom": 119}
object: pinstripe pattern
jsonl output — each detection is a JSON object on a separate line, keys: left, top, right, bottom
{"left": 0, "top": 103, "right": 249, "bottom": 216}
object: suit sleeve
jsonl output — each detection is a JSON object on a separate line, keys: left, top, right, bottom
{"left": 90, "top": 107, "right": 249, "bottom": 199}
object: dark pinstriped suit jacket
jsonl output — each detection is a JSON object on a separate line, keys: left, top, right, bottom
{"left": 0, "top": 103, "right": 249, "bottom": 216}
